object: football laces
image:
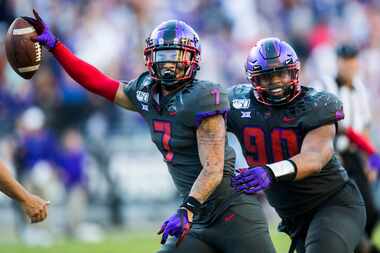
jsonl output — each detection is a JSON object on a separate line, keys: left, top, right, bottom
{"left": 35, "top": 42, "right": 42, "bottom": 62}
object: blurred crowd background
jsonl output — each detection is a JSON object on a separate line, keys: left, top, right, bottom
{"left": 0, "top": 0, "right": 380, "bottom": 246}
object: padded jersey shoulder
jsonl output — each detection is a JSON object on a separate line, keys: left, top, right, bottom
{"left": 179, "top": 80, "right": 230, "bottom": 127}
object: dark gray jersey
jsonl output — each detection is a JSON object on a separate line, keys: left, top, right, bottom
{"left": 228, "top": 84, "right": 349, "bottom": 217}
{"left": 123, "top": 72, "right": 240, "bottom": 223}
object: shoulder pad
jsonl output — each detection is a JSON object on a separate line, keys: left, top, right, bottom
{"left": 123, "top": 71, "right": 152, "bottom": 111}
{"left": 302, "top": 87, "right": 344, "bottom": 131}
{"left": 180, "top": 80, "right": 229, "bottom": 127}
{"left": 228, "top": 83, "right": 253, "bottom": 110}
{"left": 124, "top": 72, "right": 152, "bottom": 91}
{"left": 181, "top": 80, "right": 227, "bottom": 105}
{"left": 228, "top": 83, "right": 252, "bottom": 99}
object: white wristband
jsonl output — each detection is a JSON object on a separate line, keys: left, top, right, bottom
{"left": 266, "top": 160, "right": 297, "bottom": 181}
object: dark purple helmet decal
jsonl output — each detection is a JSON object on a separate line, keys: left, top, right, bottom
{"left": 144, "top": 20, "right": 201, "bottom": 89}
{"left": 245, "top": 37, "right": 301, "bottom": 106}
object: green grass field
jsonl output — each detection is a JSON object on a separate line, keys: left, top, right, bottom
{"left": 1, "top": 226, "right": 379, "bottom": 253}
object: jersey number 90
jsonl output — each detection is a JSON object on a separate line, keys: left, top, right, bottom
{"left": 243, "top": 127, "right": 300, "bottom": 166}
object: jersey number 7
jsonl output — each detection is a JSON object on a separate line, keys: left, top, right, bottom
{"left": 153, "top": 120, "right": 174, "bottom": 162}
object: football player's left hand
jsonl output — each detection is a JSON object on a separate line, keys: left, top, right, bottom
{"left": 22, "top": 9, "right": 57, "bottom": 50}
{"left": 158, "top": 208, "right": 192, "bottom": 247}
{"left": 368, "top": 153, "right": 380, "bottom": 172}
{"left": 231, "top": 166, "right": 273, "bottom": 194}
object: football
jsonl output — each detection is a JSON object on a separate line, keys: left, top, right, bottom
{"left": 4, "top": 17, "right": 42, "bottom": 79}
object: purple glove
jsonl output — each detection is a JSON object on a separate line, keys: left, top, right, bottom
{"left": 22, "top": 9, "right": 57, "bottom": 50}
{"left": 231, "top": 166, "right": 273, "bottom": 194}
{"left": 368, "top": 153, "right": 380, "bottom": 172}
{"left": 158, "top": 208, "right": 191, "bottom": 247}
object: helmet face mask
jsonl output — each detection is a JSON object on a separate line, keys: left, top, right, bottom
{"left": 250, "top": 65, "right": 300, "bottom": 105}
{"left": 144, "top": 20, "right": 201, "bottom": 90}
{"left": 245, "top": 38, "right": 301, "bottom": 106}
{"left": 145, "top": 48, "right": 197, "bottom": 89}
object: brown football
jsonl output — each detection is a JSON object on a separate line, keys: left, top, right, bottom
{"left": 4, "top": 17, "right": 42, "bottom": 79}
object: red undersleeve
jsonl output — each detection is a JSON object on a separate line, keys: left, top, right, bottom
{"left": 52, "top": 41, "right": 119, "bottom": 101}
{"left": 345, "top": 127, "right": 376, "bottom": 155}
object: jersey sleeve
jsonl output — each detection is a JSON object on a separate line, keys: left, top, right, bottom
{"left": 182, "top": 83, "right": 230, "bottom": 127}
{"left": 122, "top": 72, "right": 151, "bottom": 112}
{"left": 303, "top": 91, "right": 344, "bottom": 131}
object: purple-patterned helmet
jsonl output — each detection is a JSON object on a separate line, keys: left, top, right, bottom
{"left": 245, "top": 38, "right": 301, "bottom": 106}
{"left": 144, "top": 20, "right": 201, "bottom": 89}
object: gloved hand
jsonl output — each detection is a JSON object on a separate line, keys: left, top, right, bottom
{"left": 158, "top": 208, "right": 192, "bottom": 247}
{"left": 368, "top": 153, "right": 380, "bottom": 172}
{"left": 22, "top": 9, "right": 57, "bottom": 50}
{"left": 231, "top": 166, "right": 274, "bottom": 194}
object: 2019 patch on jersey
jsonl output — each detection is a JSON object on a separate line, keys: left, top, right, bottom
{"left": 136, "top": 90, "right": 149, "bottom": 103}
{"left": 232, "top": 99, "right": 250, "bottom": 109}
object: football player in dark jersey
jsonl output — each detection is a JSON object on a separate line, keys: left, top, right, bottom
{"left": 228, "top": 37, "right": 366, "bottom": 253}
{"left": 24, "top": 10, "right": 276, "bottom": 253}
{"left": 0, "top": 161, "right": 49, "bottom": 223}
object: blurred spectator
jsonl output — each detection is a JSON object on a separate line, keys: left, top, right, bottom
{"left": 14, "top": 107, "right": 60, "bottom": 175}
{"left": 313, "top": 43, "right": 380, "bottom": 253}
{"left": 58, "top": 129, "right": 86, "bottom": 193}
{"left": 57, "top": 128, "right": 90, "bottom": 238}
{"left": 13, "top": 107, "right": 63, "bottom": 245}
{"left": 0, "top": 0, "right": 15, "bottom": 26}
